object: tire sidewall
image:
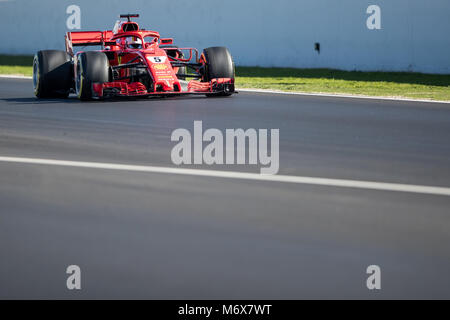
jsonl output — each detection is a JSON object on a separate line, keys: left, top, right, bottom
{"left": 33, "top": 54, "right": 43, "bottom": 97}
{"left": 76, "top": 53, "right": 86, "bottom": 100}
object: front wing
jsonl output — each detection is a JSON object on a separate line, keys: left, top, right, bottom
{"left": 91, "top": 78, "right": 235, "bottom": 99}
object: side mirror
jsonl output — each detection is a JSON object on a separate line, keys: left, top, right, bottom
{"left": 160, "top": 38, "right": 173, "bottom": 45}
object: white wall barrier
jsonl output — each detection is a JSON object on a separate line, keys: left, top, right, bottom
{"left": 0, "top": 0, "right": 449, "bottom": 74}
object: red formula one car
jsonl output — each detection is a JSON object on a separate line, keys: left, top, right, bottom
{"left": 33, "top": 14, "right": 235, "bottom": 100}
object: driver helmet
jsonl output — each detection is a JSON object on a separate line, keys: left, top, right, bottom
{"left": 126, "top": 37, "right": 142, "bottom": 49}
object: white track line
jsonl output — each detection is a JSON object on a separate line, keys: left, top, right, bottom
{"left": 0, "top": 74, "right": 32, "bottom": 79}
{"left": 1, "top": 74, "right": 448, "bottom": 104}
{"left": 1, "top": 156, "right": 450, "bottom": 196}
{"left": 238, "top": 88, "right": 450, "bottom": 104}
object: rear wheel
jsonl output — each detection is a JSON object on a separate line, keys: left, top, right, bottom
{"left": 76, "top": 51, "right": 110, "bottom": 100}
{"left": 33, "top": 50, "right": 72, "bottom": 98}
{"left": 202, "top": 47, "right": 235, "bottom": 97}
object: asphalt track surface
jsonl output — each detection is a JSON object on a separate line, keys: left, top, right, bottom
{"left": 1, "top": 77, "right": 450, "bottom": 299}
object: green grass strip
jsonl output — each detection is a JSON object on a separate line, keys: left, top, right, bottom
{"left": 1, "top": 55, "right": 449, "bottom": 101}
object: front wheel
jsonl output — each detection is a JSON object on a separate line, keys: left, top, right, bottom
{"left": 202, "top": 47, "right": 235, "bottom": 97}
{"left": 75, "top": 51, "right": 110, "bottom": 100}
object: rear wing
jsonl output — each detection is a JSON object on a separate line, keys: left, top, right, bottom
{"left": 65, "top": 31, "right": 115, "bottom": 55}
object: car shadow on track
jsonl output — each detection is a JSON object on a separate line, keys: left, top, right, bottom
{"left": 1, "top": 94, "right": 213, "bottom": 105}
{"left": 0, "top": 97, "right": 81, "bottom": 105}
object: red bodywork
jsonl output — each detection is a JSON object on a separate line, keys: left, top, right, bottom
{"left": 65, "top": 19, "right": 234, "bottom": 98}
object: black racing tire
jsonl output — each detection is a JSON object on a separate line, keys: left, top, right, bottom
{"left": 33, "top": 50, "right": 72, "bottom": 98}
{"left": 161, "top": 45, "right": 186, "bottom": 80}
{"left": 202, "top": 47, "right": 235, "bottom": 97}
{"left": 76, "top": 51, "right": 110, "bottom": 101}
